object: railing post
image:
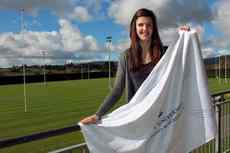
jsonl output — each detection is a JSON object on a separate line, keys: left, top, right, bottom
{"left": 214, "top": 95, "right": 225, "bottom": 153}
{"left": 215, "top": 103, "right": 221, "bottom": 153}
{"left": 81, "top": 145, "right": 89, "bottom": 153}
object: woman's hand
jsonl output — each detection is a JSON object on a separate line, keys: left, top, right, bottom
{"left": 179, "top": 25, "right": 190, "bottom": 31}
{"left": 80, "top": 114, "right": 99, "bottom": 124}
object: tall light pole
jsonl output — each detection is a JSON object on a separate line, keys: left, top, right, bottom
{"left": 81, "top": 63, "right": 83, "bottom": 79}
{"left": 106, "top": 36, "right": 112, "bottom": 90}
{"left": 225, "top": 55, "right": 227, "bottom": 83}
{"left": 42, "top": 51, "right": 47, "bottom": 86}
{"left": 215, "top": 57, "right": 218, "bottom": 80}
{"left": 88, "top": 63, "right": 90, "bottom": 80}
{"left": 21, "top": 8, "right": 27, "bottom": 112}
{"left": 219, "top": 55, "right": 221, "bottom": 84}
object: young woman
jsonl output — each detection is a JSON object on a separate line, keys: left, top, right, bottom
{"left": 80, "top": 8, "right": 189, "bottom": 124}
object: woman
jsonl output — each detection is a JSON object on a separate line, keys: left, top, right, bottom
{"left": 80, "top": 8, "right": 189, "bottom": 124}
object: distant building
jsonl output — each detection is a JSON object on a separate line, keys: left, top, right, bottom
{"left": 204, "top": 55, "right": 230, "bottom": 78}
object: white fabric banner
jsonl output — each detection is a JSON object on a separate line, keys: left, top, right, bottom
{"left": 79, "top": 30, "right": 217, "bottom": 153}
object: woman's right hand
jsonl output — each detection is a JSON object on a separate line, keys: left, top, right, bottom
{"left": 179, "top": 25, "right": 190, "bottom": 31}
{"left": 79, "top": 114, "right": 99, "bottom": 124}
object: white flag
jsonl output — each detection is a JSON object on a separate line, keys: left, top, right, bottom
{"left": 79, "top": 30, "right": 217, "bottom": 153}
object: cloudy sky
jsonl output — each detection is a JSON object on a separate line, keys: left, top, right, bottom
{"left": 0, "top": 0, "right": 229, "bottom": 67}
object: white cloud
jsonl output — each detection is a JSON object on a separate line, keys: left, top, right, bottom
{"left": 104, "top": 39, "right": 130, "bottom": 53}
{"left": 213, "top": 0, "right": 230, "bottom": 36}
{"left": 68, "top": 6, "right": 92, "bottom": 22}
{"left": 0, "top": 0, "right": 106, "bottom": 23}
{"left": 159, "top": 27, "right": 179, "bottom": 46}
{"left": 114, "top": 40, "right": 130, "bottom": 52}
{"left": 0, "top": 19, "right": 100, "bottom": 67}
{"left": 202, "top": 47, "right": 218, "bottom": 58}
{"left": 218, "top": 49, "right": 230, "bottom": 56}
{"left": 0, "top": 31, "right": 63, "bottom": 55}
{"left": 108, "top": 0, "right": 212, "bottom": 28}
{"left": 73, "top": 0, "right": 104, "bottom": 15}
{"left": 59, "top": 19, "right": 99, "bottom": 52}
{"left": 0, "top": 0, "right": 74, "bottom": 17}
{"left": 0, "top": 31, "right": 65, "bottom": 67}
{"left": 59, "top": 19, "right": 83, "bottom": 51}
{"left": 211, "top": 0, "right": 230, "bottom": 55}
{"left": 85, "top": 35, "right": 99, "bottom": 51}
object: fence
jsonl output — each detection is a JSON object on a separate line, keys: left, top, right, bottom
{"left": 213, "top": 90, "right": 230, "bottom": 153}
{"left": 0, "top": 89, "right": 230, "bottom": 153}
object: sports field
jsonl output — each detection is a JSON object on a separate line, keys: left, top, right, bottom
{"left": 0, "top": 77, "right": 229, "bottom": 153}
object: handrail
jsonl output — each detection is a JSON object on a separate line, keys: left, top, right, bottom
{"left": 48, "top": 143, "right": 87, "bottom": 153}
{"left": 211, "top": 89, "right": 230, "bottom": 97}
{"left": 0, "top": 125, "right": 80, "bottom": 149}
{"left": 0, "top": 89, "right": 230, "bottom": 149}
{"left": 215, "top": 99, "right": 230, "bottom": 106}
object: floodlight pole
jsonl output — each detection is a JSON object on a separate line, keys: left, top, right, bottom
{"left": 81, "top": 63, "right": 83, "bottom": 79}
{"left": 218, "top": 56, "right": 221, "bottom": 84}
{"left": 215, "top": 57, "right": 218, "bottom": 80}
{"left": 106, "top": 36, "right": 112, "bottom": 90}
{"left": 88, "top": 63, "right": 90, "bottom": 79}
{"left": 225, "top": 55, "right": 227, "bottom": 83}
{"left": 21, "top": 8, "right": 27, "bottom": 113}
{"left": 42, "top": 51, "right": 47, "bottom": 86}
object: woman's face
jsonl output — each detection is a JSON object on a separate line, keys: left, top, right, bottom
{"left": 136, "top": 16, "right": 153, "bottom": 42}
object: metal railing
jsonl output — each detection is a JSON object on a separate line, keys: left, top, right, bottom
{"left": 0, "top": 89, "right": 230, "bottom": 153}
{"left": 189, "top": 89, "right": 230, "bottom": 153}
{"left": 0, "top": 125, "right": 80, "bottom": 149}
{"left": 212, "top": 90, "right": 230, "bottom": 153}
{"left": 48, "top": 143, "right": 89, "bottom": 153}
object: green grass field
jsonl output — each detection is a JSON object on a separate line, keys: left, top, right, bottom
{"left": 0, "top": 77, "right": 229, "bottom": 153}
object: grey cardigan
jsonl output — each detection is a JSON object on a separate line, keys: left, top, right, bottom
{"left": 96, "top": 48, "right": 166, "bottom": 117}
{"left": 96, "top": 51, "right": 132, "bottom": 117}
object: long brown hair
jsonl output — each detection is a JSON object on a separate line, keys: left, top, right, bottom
{"left": 128, "top": 8, "right": 163, "bottom": 72}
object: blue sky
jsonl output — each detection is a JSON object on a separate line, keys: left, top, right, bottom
{"left": 0, "top": 0, "right": 229, "bottom": 67}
